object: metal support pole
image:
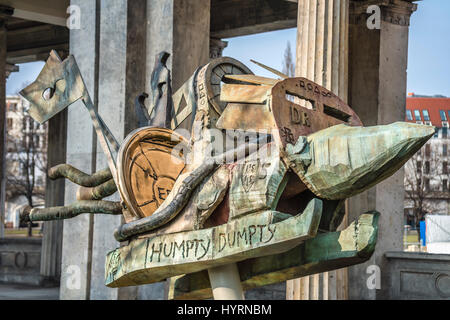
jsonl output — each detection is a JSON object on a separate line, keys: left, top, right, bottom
{"left": 207, "top": 263, "right": 245, "bottom": 300}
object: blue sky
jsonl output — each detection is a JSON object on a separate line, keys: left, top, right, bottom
{"left": 6, "top": 0, "right": 450, "bottom": 97}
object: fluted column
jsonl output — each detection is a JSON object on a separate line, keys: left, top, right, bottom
{"left": 347, "top": 0, "right": 417, "bottom": 300}
{"left": 286, "top": 0, "right": 349, "bottom": 300}
{"left": 40, "top": 108, "right": 67, "bottom": 284}
{"left": 0, "top": 21, "right": 6, "bottom": 239}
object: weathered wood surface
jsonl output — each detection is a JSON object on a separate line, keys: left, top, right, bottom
{"left": 220, "top": 84, "right": 271, "bottom": 104}
{"left": 270, "top": 77, "right": 363, "bottom": 148}
{"left": 229, "top": 144, "right": 288, "bottom": 219}
{"left": 116, "top": 127, "right": 188, "bottom": 221}
{"left": 223, "top": 74, "right": 280, "bottom": 86}
{"left": 286, "top": 122, "right": 436, "bottom": 200}
{"left": 105, "top": 198, "right": 322, "bottom": 288}
{"left": 168, "top": 212, "right": 379, "bottom": 300}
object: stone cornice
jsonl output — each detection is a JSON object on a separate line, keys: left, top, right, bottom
{"left": 350, "top": 0, "right": 418, "bottom": 26}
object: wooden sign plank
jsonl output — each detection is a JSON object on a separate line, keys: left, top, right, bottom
{"left": 168, "top": 212, "right": 379, "bottom": 300}
{"left": 220, "top": 84, "right": 272, "bottom": 104}
{"left": 105, "top": 198, "right": 322, "bottom": 288}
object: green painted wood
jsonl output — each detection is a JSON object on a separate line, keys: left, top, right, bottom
{"left": 105, "top": 198, "right": 322, "bottom": 287}
{"left": 229, "top": 143, "right": 288, "bottom": 219}
{"left": 287, "top": 122, "right": 435, "bottom": 200}
{"left": 168, "top": 211, "right": 379, "bottom": 300}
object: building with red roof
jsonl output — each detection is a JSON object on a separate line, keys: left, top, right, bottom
{"left": 404, "top": 94, "right": 449, "bottom": 229}
{"left": 406, "top": 94, "right": 450, "bottom": 129}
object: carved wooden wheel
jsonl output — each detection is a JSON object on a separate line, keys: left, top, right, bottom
{"left": 117, "top": 127, "right": 189, "bottom": 220}
{"left": 199, "top": 57, "right": 253, "bottom": 115}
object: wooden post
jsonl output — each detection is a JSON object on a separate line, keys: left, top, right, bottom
{"left": 208, "top": 263, "right": 245, "bottom": 300}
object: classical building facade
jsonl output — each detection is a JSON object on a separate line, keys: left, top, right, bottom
{"left": 404, "top": 95, "right": 450, "bottom": 227}
{"left": 4, "top": 95, "right": 47, "bottom": 228}
{"left": 3, "top": 0, "right": 444, "bottom": 300}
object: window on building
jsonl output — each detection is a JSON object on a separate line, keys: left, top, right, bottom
{"left": 440, "top": 110, "right": 448, "bottom": 121}
{"left": 417, "top": 161, "right": 422, "bottom": 173}
{"left": 406, "top": 110, "right": 413, "bottom": 121}
{"left": 425, "top": 144, "right": 431, "bottom": 157}
{"left": 425, "top": 161, "right": 430, "bottom": 174}
{"left": 425, "top": 178, "right": 430, "bottom": 191}
{"left": 443, "top": 127, "right": 448, "bottom": 139}
{"left": 7, "top": 118, "right": 13, "bottom": 130}
{"left": 443, "top": 161, "right": 448, "bottom": 174}
{"left": 414, "top": 110, "right": 422, "bottom": 121}
{"left": 444, "top": 144, "right": 448, "bottom": 157}
{"left": 8, "top": 103, "right": 17, "bottom": 112}
{"left": 422, "top": 110, "right": 430, "bottom": 121}
{"left": 444, "top": 179, "right": 448, "bottom": 192}
{"left": 434, "top": 127, "right": 439, "bottom": 138}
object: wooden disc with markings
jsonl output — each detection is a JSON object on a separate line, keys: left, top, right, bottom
{"left": 117, "top": 127, "right": 189, "bottom": 220}
{"left": 200, "top": 57, "right": 253, "bottom": 115}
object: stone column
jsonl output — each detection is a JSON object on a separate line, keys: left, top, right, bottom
{"left": 40, "top": 108, "right": 67, "bottom": 285}
{"left": 62, "top": 0, "right": 148, "bottom": 300}
{"left": 145, "top": 0, "right": 210, "bottom": 93}
{"left": 90, "top": 0, "right": 147, "bottom": 300}
{"left": 139, "top": 0, "right": 210, "bottom": 300}
{"left": 347, "top": 0, "right": 417, "bottom": 300}
{"left": 287, "top": 0, "right": 349, "bottom": 300}
{"left": 60, "top": 0, "right": 99, "bottom": 300}
{"left": 0, "top": 21, "right": 6, "bottom": 239}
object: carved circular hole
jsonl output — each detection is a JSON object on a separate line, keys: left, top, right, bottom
{"left": 42, "top": 87, "right": 55, "bottom": 101}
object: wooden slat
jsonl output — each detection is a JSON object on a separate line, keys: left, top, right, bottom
{"left": 224, "top": 74, "right": 279, "bottom": 86}
{"left": 168, "top": 212, "right": 379, "bottom": 299}
{"left": 220, "top": 84, "right": 271, "bottom": 104}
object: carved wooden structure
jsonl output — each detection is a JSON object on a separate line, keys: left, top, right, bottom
{"left": 19, "top": 51, "right": 434, "bottom": 299}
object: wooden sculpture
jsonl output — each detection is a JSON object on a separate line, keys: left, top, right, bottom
{"left": 19, "top": 50, "right": 434, "bottom": 299}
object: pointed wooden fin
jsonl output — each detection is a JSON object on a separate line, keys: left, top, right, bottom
{"left": 250, "top": 59, "right": 288, "bottom": 79}
{"left": 223, "top": 74, "right": 279, "bottom": 86}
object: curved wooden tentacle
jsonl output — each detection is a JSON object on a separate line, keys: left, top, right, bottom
{"left": 76, "top": 178, "right": 117, "bottom": 200}
{"left": 28, "top": 200, "right": 122, "bottom": 221}
{"left": 114, "top": 158, "right": 217, "bottom": 242}
{"left": 114, "top": 134, "right": 271, "bottom": 242}
{"left": 48, "top": 164, "right": 112, "bottom": 187}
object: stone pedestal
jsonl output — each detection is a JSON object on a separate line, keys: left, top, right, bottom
{"left": 347, "top": 0, "right": 417, "bottom": 300}
{"left": 287, "top": 0, "right": 349, "bottom": 300}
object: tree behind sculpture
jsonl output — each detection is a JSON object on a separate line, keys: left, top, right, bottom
{"left": 404, "top": 143, "right": 447, "bottom": 232}
{"left": 282, "top": 41, "right": 295, "bottom": 77}
{"left": 5, "top": 93, "right": 47, "bottom": 236}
